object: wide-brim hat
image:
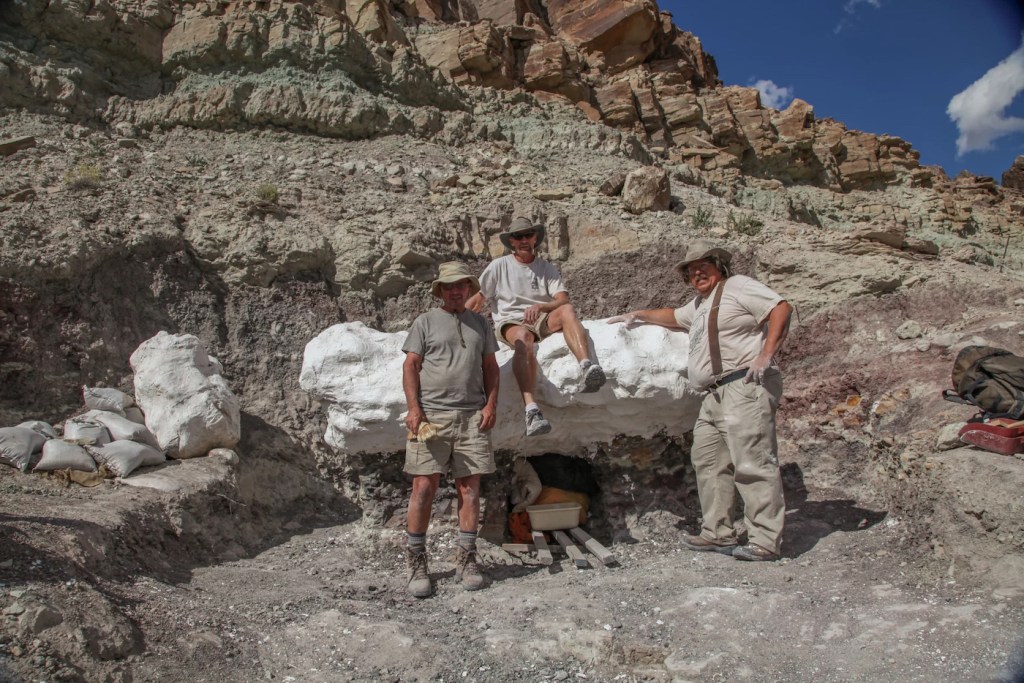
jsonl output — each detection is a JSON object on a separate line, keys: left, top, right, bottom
{"left": 498, "top": 217, "right": 546, "bottom": 250}
{"left": 673, "top": 240, "right": 732, "bottom": 277}
{"left": 430, "top": 261, "right": 481, "bottom": 298}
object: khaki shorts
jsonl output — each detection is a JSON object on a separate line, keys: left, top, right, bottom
{"left": 498, "top": 313, "right": 552, "bottom": 347}
{"left": 404, "top": 409, "right": 495, "bottom": 479}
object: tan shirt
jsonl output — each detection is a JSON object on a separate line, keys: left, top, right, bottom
{"left": 478, "top": 255, "right": 566, "bottom": 328}
{"left": 673, "top": 275, "right": 784, "bottom": 389}
{"left": 403, "top": 308, "right": 499, "bottom": 411}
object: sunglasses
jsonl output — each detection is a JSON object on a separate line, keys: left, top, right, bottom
{"left": 510, "top": 230, "right": 536, "bottom": 240}
{"left": 439, "top": 281, "right": 471, "bottom": 290}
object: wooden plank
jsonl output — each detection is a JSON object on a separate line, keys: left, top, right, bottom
{"left": 553, "top": 530, "right": 590, "bottom": 569}
{"left": 500, "top": 543, "right": 532, "bottom": 553}
{"left": 568, "top": 527, "right": 617, "bottom": 566}
{"left": 531, "top": 531, "right": 553, "bottom": 565}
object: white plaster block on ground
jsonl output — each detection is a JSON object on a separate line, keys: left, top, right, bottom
{"left": 130, "top": 332, "right": 241, "bottom": 459}
{"left": 301, "top": 320, "right": 702, "bottom": 456}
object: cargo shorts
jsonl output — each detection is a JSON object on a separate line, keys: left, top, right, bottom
{"left": 498, "top": 313, "right": 552, "bottom": 347}
{"left": 404, "top": 409, "right": 495, "bottom": 479}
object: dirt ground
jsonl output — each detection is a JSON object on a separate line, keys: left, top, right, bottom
{"left": 2, "top": 436, "right": 1024, "bottom": 683}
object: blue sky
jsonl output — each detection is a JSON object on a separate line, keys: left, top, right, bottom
{"left": 659, "top": 0, "right": 1024, "bottom": 183}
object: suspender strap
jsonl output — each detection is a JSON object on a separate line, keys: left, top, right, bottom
{"left": 707, "top": 279, "right": 727, "bottom": 377}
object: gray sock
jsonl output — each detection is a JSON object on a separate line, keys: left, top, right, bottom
{"left": 458, "top": 530, "right": 478, "bottom": 551}
{"left": 407, "top": 532, "right": 426, "bottom": 552}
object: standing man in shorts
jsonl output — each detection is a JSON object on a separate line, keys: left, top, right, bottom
{"left": 467, "top": 217, "right": 605, "bottom": 437}
{"left": 402, "top": 261, "right": 500, "bottom": 597}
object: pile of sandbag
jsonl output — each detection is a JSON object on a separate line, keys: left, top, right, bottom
{"left": 0, "top": 331, "right": 242, "bottom": 481}
{"left": 0, "top": 386, "right": 165, "bottom": 478}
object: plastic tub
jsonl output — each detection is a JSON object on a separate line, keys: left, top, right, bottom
{"left": 526, "top": 502, "right": 582, "bottom": 531}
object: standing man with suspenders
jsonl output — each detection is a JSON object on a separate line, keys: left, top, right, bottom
{"left": 609, "top": 241, "right": 793, "bottom": 561}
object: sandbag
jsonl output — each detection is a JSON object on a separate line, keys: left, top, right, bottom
{"left": 88, "top": 441, "right": 165, "bottom": 478}
{"left": 0, "top": 427, "right": 47, "bottom": 472}
{"left": 510, "top": 457, "right": 542, "bottom": 513}
{"left": 124, "top": 406, "right": 146, "bottom": 425}
{"left": 33, "top": 440, "right": 97, "bottom": 472}
{"left": 63, "top": 419, "right": 111, "bottom": 446}
{"left": 82, "top": 386, "right": 134, "bottom": 414}
{"left": 17, "top": 420, "right": 58, "bottom": 439}
{"left": 82, "top": 410, "right": 161, "bottom": 450}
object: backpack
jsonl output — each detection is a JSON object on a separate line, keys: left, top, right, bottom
{"left": 942, "top": 345, "right": 1024, "bottom": 419}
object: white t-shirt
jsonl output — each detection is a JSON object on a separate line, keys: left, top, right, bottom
{"left": 478, "top": 255, "right": 567, "bottom": 328}
{"left": 673, "top": 275, "right": 784, "bottom": 389}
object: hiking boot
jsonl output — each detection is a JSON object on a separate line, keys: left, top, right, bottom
{"left": 681, "top": 534, "right": 737, "bottom": 555}
{"left": 525, "top": 408, "right": 552, "bottom": 437}
{"left": 732, "top": 543, "right": 780, "bottom": 562}
{"left": 454, "top": 546, "right": 485, "bottom": 591}
{"left": 579, "top": 364, "right": 606, "bottom": 393}
{"left": 406, "top": 547, "right": 432, "bottom": 598}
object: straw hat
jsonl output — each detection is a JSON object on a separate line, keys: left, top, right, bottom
{"left": 498, "top": 217, "right": 546, "bottom": 250}
{"left": 673, "top": 240, "right": 732, "bottom": 277}
{"left": 430, "top": 261, "right": 481, "bottom": 298}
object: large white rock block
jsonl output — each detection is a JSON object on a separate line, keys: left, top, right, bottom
{"left": 300, "top": 320, "right": 702, "bottom": 456}
{"left": 130, "top": 332, "right": 241, "bottom": 459}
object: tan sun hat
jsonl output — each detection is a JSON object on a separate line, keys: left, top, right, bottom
{"left": 673, "top": 240, "right": 733, "bottom": 277}
{"left": 498, "top": 217, "right": 546, "bottom": 250}
{"left": 430, "top": 261, "right": 481, "bottom": 298}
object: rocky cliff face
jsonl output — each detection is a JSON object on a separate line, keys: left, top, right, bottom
{"left": 1, "top": 4, "right": 1024, "bottom": 680}
{"left": 1, "top": 0, "right": 1022, "bottom": 559}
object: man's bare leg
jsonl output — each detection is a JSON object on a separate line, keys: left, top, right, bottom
{"left": 406, "top": 473, "right": 440, "bottom": 598}
{"left": 546, "top": 303, "right": 591, "bottom": 363}
{"left": 547, "top": 304, "right": 606, "bottom": 393}
{"left": 504, "top": 325, "right": 539, "bottom": 406}
{"left": 454, "top": 474, "right": 485, "bottom": 590}
{"left": 504, "top": 325, "right": 552, "bottom": 435}
{"left": 407, "top": 473, "right": 441, "bottom": 534}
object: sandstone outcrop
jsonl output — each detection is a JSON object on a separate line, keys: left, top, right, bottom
{"left": 1002, "top": 155, "right": 1024, "bottom": 192}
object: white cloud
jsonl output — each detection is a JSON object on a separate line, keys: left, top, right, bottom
{"left": 948, "top": 32, "right": 1024, "bottom": 156}
{"left": 835, "top": 0, "right": 882, "bottom": 33}
{"left": 751, "top": 79, "right": 793, "bottom": 110}
{"left": 843, "top": 0, "right": 881, "bottom": 13}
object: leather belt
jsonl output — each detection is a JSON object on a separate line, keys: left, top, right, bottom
{"left": 703, "top": 368, "right": 748, "bottom": 392}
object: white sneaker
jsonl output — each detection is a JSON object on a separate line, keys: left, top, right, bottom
{"left": 525, "top": 408, "right": 552, "bottom": 436}
{"left": 580, "top": 364, "right": 606, "bottom": 393}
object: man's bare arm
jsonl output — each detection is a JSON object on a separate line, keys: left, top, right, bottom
{"left": 607, "top": 308, "right": 684, "bottom": 329}
{"left": 479, "top": 353, "right": 499, "bottom": 431}
{"left": 403, "top": 352, "right": 425, "bottom": 434}
{"left": 466, "top": 292, "right": 485, "bottom": 313}
{"left": 745, "top": 300, "right": 793, "bottom": 384}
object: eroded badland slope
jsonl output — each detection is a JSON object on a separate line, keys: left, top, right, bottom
{"left": 1, "top": 1, "right": 1024, "bottom": 681}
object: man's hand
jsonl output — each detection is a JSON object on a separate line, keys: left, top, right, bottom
{"left": 479, "top": 404, "right": 496, "bottom": 431}
{"left": 523, "top": 304, "right": 543, "bottom": 325}
{"left": 404, "top": 405, "right": 425, "bottom": 435}
{"left": 744, "top": 352, "right": 772, "bottom": 385}
{"left": 607, "top": 312, "right": 640, "bottom": 327}
{"left": 466, "top": 292, "right": 485, "bottom": 313}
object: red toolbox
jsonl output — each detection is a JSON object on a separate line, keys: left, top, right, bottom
{"left": 959, "top": 419, "right": 1024, "bottom": 456}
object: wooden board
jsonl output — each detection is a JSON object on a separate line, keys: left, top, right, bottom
{"left": 552, "top": 530, "right": 590, "bottom": 569}
{"left": 531, "top": 531, "right": 553, "bottom": 565}
{"left": 568, "top": 527, "right": 617, "bottom": 566}
{"left": 500, "top": 543, "right": 532, "bottom": 553}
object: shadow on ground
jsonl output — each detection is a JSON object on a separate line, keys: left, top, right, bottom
{"left": 781, "top": 462, "right": 888, "bottom": 558}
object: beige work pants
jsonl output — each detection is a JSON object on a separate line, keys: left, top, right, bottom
{"left": 690, "top": 370, "right": 785, "bottom": 553}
